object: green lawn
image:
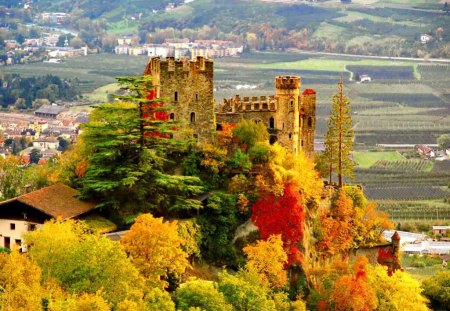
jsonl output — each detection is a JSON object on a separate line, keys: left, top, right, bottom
{"left": 353, "top": 151, "right": 405, "bottom": 168}
{"left": 85, "top": 83, "right": 119, "bottom": 103}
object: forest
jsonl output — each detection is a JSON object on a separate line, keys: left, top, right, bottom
{"left": 0, "top": 75, "right": 448, "bottom": 310}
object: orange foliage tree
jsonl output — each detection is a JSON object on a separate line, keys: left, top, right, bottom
{"left": 330, "top": 257, "right": 377, "bottom": 311}
{"left": 120, "top": 213, "right": 189, "bottom": 288}
{"left": 243, "top": 235, "right": 288, "bottom": 288}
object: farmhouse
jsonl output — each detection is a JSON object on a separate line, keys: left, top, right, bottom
{"left": 0, "top": 184, "right": 96, "bottom": 252}
{"left": 35, "top": 104, "right": 66, "bottom": 119}
{"left": 433, "top": 226, "right": 450, "bottom": 236}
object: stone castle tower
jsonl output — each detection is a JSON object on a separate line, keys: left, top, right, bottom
{"left": 143, "top": 56, "right": 216, "bottom": 141}
{"left": 143, "top": 56, "right": 316, "bottom": 155}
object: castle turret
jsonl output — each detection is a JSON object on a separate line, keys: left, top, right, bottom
{"left": 274, "top": 76, "right": 301, "bottom": 154}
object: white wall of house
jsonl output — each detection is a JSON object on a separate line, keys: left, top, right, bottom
{"left": 0, "top": 219, "right": 41, "bottom": 251}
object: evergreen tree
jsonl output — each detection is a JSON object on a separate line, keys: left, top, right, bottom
{"left": 80, "top": 75, "right": 203, "bottom": 217}
{"left": 322, "top": 77, "right": 354, "bottom": 187}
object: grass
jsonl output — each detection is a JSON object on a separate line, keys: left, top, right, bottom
{"left": 107, "top": 20, "right": 139, "bottom": 35}
{"left": 353, "top": 151, "right": 405, "bottom": 168}
{"left": 85, "top": 83, "right": 120, "bottom": 102}
{"left": 312, "top": 22, "right": 346, "bottom": 39}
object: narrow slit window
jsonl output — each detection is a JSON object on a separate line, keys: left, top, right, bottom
{"left": 174, "top": 91, "right": 178, "bottom": 102}
{"left": 190, "top": 112, "right": 196, "bottom": 123}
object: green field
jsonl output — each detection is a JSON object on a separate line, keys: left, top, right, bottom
{"left": 353, "top": 151, "right": 405, "bottom": 168}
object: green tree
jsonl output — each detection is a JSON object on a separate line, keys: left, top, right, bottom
{"left": 232, "top": 119, "right": 269, "bottom": 150}
{"left": 422, "top": 270, "right": 450, "bottom": 309}
{"left": 80, "top": 75, "right": 203, "bottom": 215}
{"left": 0, "top": 156, "right": 24, "bottom": 200}
{"left": 29, "top": 148, "right": 42, "bottom": 164}
{"left": 322, "top": 77, "right": 354, "bottom": 187}
{"left": 175, "top": 279, "right": 232, "bottom": 311}
{"left": 437, "top": 133, "right": 450, "bottom": 150}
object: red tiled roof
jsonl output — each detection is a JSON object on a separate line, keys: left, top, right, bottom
{"left": 303, "top": 89, "right": 316, "bottom": 95}
{"left": 0, "top": 184, "right": 96, "bottom": 219}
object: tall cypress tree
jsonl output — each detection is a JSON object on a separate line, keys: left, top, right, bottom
{"left": 322, "top": 77, "right": 354, "bottom": 188}
{"left": 80, "top": 75, "right": 204, "bottom": 217}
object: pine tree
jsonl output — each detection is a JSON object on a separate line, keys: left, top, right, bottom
{"left": 322, "top": 77, "right": 354, "bottom": 187}
{"left": 80, "top": 75, "right": 204, "bottom": 216}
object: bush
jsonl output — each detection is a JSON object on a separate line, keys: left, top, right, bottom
{"left": 227, "top": 149, "right": 252, "bottom": 171}
{"left": 175, "top": 279, "right": 232, "bottom": 311}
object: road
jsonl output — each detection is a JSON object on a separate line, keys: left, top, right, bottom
{"left": 287, "top": 49, "right": 450, "bottom": 64}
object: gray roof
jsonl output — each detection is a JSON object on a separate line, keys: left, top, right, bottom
{"left": 35, "top": 105, "right": 66, "bottom": 116}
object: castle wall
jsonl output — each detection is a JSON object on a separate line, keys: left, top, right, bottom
{"left": 144, "top": 57, "right": 215, "bottom": 141}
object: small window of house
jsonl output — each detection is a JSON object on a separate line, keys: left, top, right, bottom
{"left": 10, "top": 223, "right": 15, "bottom": 230}
{"left": 28, "top": 224, "right": 36, "bottom": 231}
{"left": 190, "top": 112, "right": 196, "bottom": 123}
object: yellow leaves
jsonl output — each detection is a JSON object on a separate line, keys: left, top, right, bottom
{"left": 255, "top": 143, "right": 323, "bottom": 202}
{"left": 121, "top": 213, "right": 189, "bottom": 289}
{"left": 0, "top": 250, "right": 44, "bottom": 311}
{"left": 200, "top": 142, "right": 227, "bottom": 174}
{"left": 243, "top": 235, "right": 288, "bottom": 289}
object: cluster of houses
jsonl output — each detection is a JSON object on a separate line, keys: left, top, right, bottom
{"left": 0, "top": 104, "right": 89, "bottom": 163}
{"left": 415, "top": 144, "right": 450, "bottom": 160}
{"left": 115, "top": 38, "right": 244, "bottom": 59}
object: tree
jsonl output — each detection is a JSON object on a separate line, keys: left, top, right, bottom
{"left": 369, "top": 265, "right": 428, "bottom": 310}
{"left": 80, "top": 75, "right": 203, "bottom": 215}
{"left": 24, "top": 219, "right": 144, "bottom": 306}
{"left": 322, "top": 77, "right": 354, "bottom": 187}
{"left": 243, "top": 235, "right": 288, "bottom": 288}
{"left": 437, "top": 133, "right": 450, "bottom": 150}
{"left": 422, "top": 270, "right": 450, "bottom": 309}
{"left": 218, "top": 270, "right": 277, "bottom": 311}
{"left": 57, "top": 137, "right": 69, "bottom": 152}
{"left": 0, "top": 250, "right": 44, "bottom": 311}
{"left": 174, "top": 279, "right": 232, "bottom": 311}
{"left": 0, "top": 155, "right": 25, "bottom": 200}
{"left": 232, "top": 119, "right": 269, "bottom": 150}
{"left": 120, "top": 213, "right": 189, "bottom": 288}
{"left": 29, "top": 148, "right": 42, "bottom": 164}
{"left": 251, "top": 183, "right": 305, "bottom": 267}
{"left": 330, "top": 257, "right": 377, "bottom": 311}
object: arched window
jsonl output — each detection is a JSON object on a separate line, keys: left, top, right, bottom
{"left": 174, "top": 91, "right": 178, "bottom": 101}
{"left": 269, "top": 117, "right": 274, "bottom": 129}
{"left": 190, "top": 112, "right": 196, "bottom": 123}
{"left": 169, "top": 113, "right": 175, "bottom": 120}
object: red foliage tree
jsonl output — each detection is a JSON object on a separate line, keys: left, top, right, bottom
{"left": 251, "top": 183, "right": 305, "bottom": 267}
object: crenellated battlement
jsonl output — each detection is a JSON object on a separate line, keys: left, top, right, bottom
{"left": 275, "top": 76, "right": 300, "bottom": 90}
{"left": 143, "top": 56, "right": 213, "bottom": 76}
{"left": 219, "top": 95, "right": 277, "bottom": 113}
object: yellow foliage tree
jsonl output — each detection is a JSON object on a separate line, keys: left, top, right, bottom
{"left": 243, "top": 235, "right": 288, "bottom": 288}
{"left": 0, "top": 250, "right": 44, "bottom": 311}
{"left": 255, "top": 143, "right": 322, "bottom": 202}
{"left": 121, "top": 213, "right": 189, "bottom": 288}
{"left": 367, "top": 265, "right": 428, "bottom": 311}
{"left": 75, "top": 293, "right": 110, "bottom": 311}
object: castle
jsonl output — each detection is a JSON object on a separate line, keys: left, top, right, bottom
{"left": 144, "top": 56, "right": 316, "bottom": 155}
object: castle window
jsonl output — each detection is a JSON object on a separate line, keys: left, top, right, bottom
{"left": 190, "top": 112, "right": 196, "bottom": 123}
{"left": 196, "top": 94, "right": 199, "bottom": 100}
{"left": 269, "top": 117, "right": 274, "bottom": 129}
{"left": 301, "top": 140, "right": 304, "bottom": 146}
{"left": 289, "top": 133, "right": 292, "bottom": 139}
{"left": 169, "top": 113, "right": 175, "bottom": 120}
{"left": 290, "top": 99, "right": 294, "bottom": 109}
{"left": 282, "top": 123, "right": 284, "bottom": 130}
{"left": 262, "top": 103, "right": 268, "bottom": 110}
{"left": 174, "top": 91, "right": 178, "bottom": 102}
{"left": 308, "top": 117, "right": 312, "bottom": 127}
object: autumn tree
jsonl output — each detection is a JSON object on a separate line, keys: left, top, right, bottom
{"left": 330, "top": 257, "right": 377, "bottom": 311}
{"left": 232, "top": 119, "right": 269, "bottom": 150}
{"left": 252, "top": 183, "right": 305, "bottom": 267}
{"left": 0, "top": 155, "right": 25, "bottom": 200}
{"left": 0, "top": 250, "right": 44, "bottom": 311}
{"left": 120, "top": 213, "right": 189, "bottom": 288}
{"left": 243, "top": 235, "right": 288, "bottom": 288}
{"left": 322, "top": 77, "right": 354, "bottom": 187}
{"left": 369, "top": 265, "right": 429, "bottom": 310}
{"left": 24, "top": 219, "right": 144, "bottom": 307}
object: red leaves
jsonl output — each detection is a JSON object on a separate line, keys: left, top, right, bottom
{"left": 251, "top": 183, "right": 305, "bottom": 267}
